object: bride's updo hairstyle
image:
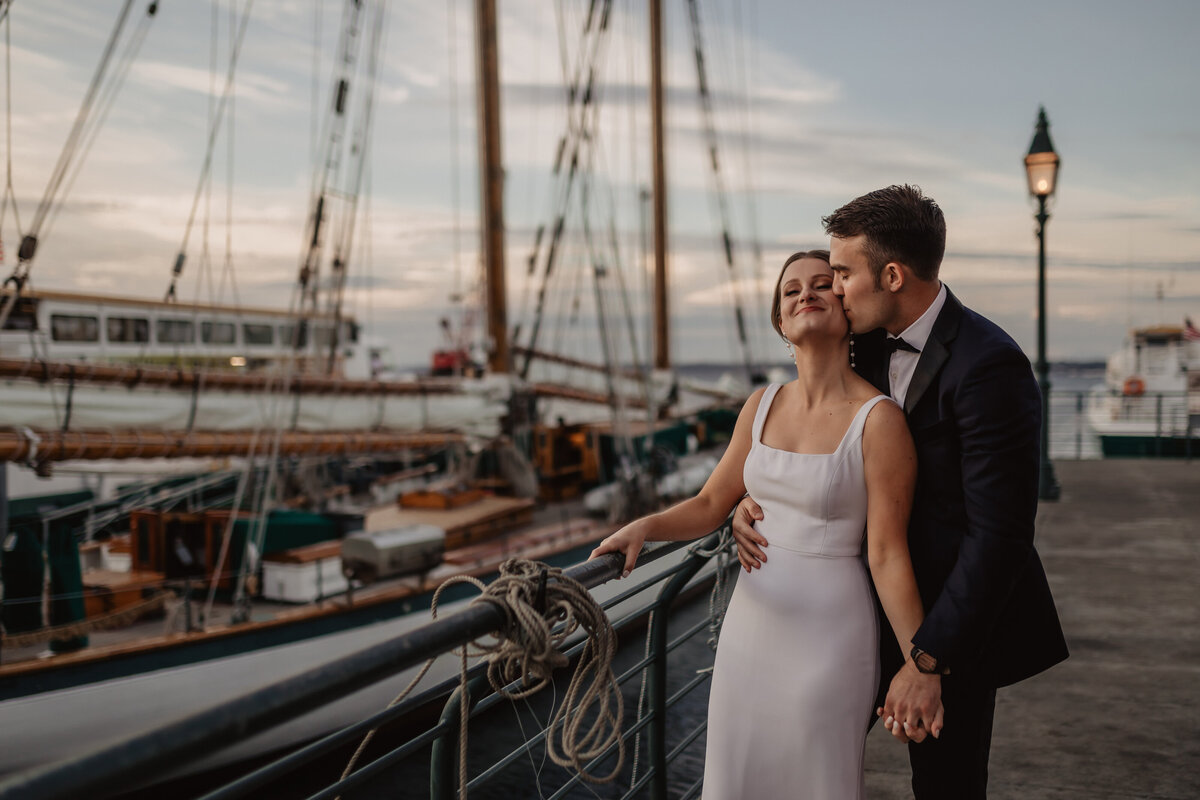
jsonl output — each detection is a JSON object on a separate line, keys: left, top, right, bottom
{"left": 770, "top": 249, "right": 832, "bottom": 339}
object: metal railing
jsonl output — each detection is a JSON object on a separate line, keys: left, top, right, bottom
{"left": 0, "top": 528, "right": 733, "bottom": 800}
{"left": 1049, "top": 389, "right": 1197, "bottom": 460}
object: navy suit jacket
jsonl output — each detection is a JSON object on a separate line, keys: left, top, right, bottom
{"left": 856, "top": 286, "right": 1068, "bottom": 688}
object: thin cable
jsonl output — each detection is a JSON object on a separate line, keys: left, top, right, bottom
{"left": 0, "top": 6, "right": 22, "bottom": 241}
{"left": 26, "top": 0, "right": 136, "bottom": 239}
{"left": 163, "top": 0, "right": 257, "bottom": 302}
{"left": 218, "top": 0, "right": 240, "bottom": 309}
{"left": 40, "top": 2, "right": 159, "bottom": 250}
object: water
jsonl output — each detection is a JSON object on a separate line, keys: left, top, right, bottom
{"left": 679, "top": 362, "right": 1108, "bottom": 460}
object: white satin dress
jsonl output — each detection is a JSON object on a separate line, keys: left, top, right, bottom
{"left": 702, "top": 385, "right": 888, "bottom": 799}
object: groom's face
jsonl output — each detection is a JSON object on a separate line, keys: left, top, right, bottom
{"left": 830, "top": 235, "right": 892, "bottom": 334}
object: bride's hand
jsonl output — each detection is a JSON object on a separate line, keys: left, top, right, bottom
{"left": 589, "top": 519, "right": 651, "bottom": 577}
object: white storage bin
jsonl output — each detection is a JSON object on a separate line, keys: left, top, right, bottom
{"left": 262, "top": 555, "right": 348, "bottom": 603}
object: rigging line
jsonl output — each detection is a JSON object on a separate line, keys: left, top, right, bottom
{"left": 513, "top": 0, "right": 603, "bottom": 350}
{"left": 579, "top": 94, "right": 647, "bottom": 419}
{"left": 229, "top": 287, "right": 306, "bottom": 620}
{"left": 25, "top": 0, "right": 137, "bottom": 241}
{"left": 0, "top": 1, "right": 11, "bottom": 27}
{"left": 511, "top": 0, "right": 579, "bottom": 348}
{"left": 197, "top": 0, "right": 219, "bottom": 307}
{"left": 163, "top": 0, "right": 257, "bottom": 303}
{"left": 324, "top": 0, "right": 388, "bottom": 374}
{"left": 0, "top": 6, "right": 20, "bottom": 239}
{"left": 0, "top": 0, "right": 139, "bottom": 335}
{"left": 218, "top": 0, "right": 240, "bottom": 311}
{"left": 304, "top": 0, "right": 353, "bottom": 204}
{"left": 518, "top": 0, "right": 613, "bottom": 375}
{"left": 0, "top": 1, "right": 140, "bottom": 331}
{"left": 310, "top": 0, "right": 322, "bottom": 179}
{"left": 39, "top": 2, "right": 159, "bottom": 251}
{"left": 581, "top": 45, "right": 636, "bottom": 315}
{"left": 295, "top": 0, "right": 368, "bottom": 326}
{"left": 684, "top": 0, "right": 756, "bottom": 382}
{"left": 728, "top": 0, "right": 766, "bottom": 361}
{"left": 621, "top": 0, "right": 644, "bottom": 363}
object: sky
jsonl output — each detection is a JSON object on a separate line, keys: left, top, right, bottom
{"left": 3, "top": 0, "right": 1199, "bottom": 369}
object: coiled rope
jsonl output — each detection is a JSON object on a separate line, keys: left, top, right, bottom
{"left": 339, "top": 558, "right": 624, "bottom": 798}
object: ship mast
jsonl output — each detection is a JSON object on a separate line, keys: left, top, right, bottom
{"left": 649, "top": 0, "right": 669, "bottom": 370}
{"left": 476, "top": 0, "right": 509, "bottom": 374}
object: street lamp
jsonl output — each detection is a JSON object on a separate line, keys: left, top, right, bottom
{"left": 1025, "top": 106, "right": 1061, "bottom": 501}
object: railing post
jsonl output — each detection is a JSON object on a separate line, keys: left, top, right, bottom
{"left": 430, "top": 673, "right": 490, "bottom": 800}
{"left": 1155, "top": 394, "right": 1163, "bottom": 456}
{"left": 1075, "top": 392, "right": 1084, "bottom": 459}
{"left": 647, "top": 529, "right": 723, "bottom": 799}
{"left": 1187, "top": 411, "right": 1193, "bottom": 461}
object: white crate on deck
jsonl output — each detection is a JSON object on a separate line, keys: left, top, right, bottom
{"left": 262, "top": 547, "right": 348, "bottom": 603}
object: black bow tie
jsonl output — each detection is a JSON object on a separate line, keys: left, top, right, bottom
{"left": 885, "top": 336, "right": 920, "bottom": 356}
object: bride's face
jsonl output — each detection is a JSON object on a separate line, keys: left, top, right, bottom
{"left": 778, "top": 258, "right": 849, "bottom": 344}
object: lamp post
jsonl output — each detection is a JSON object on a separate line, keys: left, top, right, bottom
{"left": 1025, "top": 106, "right": 1061, "bottom": 501}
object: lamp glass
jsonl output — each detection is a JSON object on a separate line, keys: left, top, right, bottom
{"left": 1025, "top": 151, "right": 1059, "bottom": 198}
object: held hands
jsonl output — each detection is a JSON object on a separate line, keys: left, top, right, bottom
{"left": 731, "top": 495, "right": 769, "bottom": 573}
{"left": 589, "top": 519, "right": 651, "bottom": 577}
{"left": 877, "top": 661, "right": 945, "bottom": 744}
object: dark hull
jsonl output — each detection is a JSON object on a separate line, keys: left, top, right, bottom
{"left": 1098, "top": 434, "right": 1200, "bottom": 458}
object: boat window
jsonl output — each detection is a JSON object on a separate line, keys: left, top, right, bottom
{"left": 314, "top": 325, "right": 335, "bottom": 347}
{"left": 279, "top": 322, "right": 308, "bottom": 348}
{"left": 156, "top": 318, "right": 195, "bottom": 344}
{"left": 346, "top": 321, "right": 359, "bottom": 343}
{"left": 201, "top": 321, "right": 236, "bottom": 344}
{"left": 107, "top": 316, "right": 150, "bottom": 343}
{"left": 242, "top": 323, "right": 273, "bottom": 345}
{"left": 1, "top": 297, "right": 38, "bottom": 331}
{"left": 50, "top": 314, "right": 99, "bottom": 342}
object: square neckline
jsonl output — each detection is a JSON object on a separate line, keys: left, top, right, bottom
{"left": 755, "top": 384, "right": 887, "bottom": 457}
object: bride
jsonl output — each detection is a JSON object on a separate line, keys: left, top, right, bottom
{"left": 590, "top": 250, "right": 933, "bottom": 798}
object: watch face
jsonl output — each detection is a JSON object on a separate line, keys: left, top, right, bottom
{"left": 915, "top": 652, "right": 938, "bottom": 673}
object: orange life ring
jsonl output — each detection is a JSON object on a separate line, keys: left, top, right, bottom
{"left": 1122, "top": 377, "right": 1146, "bottom": 396}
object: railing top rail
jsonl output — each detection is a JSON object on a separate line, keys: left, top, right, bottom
{"left": 0, "top": 540, "right": 691, "bottom": 800}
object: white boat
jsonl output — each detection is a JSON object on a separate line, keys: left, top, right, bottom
{"left": 1086, "top": 324, "right": 1200, "bottom": 456}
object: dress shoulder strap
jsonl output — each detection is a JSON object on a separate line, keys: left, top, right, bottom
{"left": 751, "top": 383, "right": 783, "bottom": 444}
{"left": 844, "top": 394, "right": 892, "bottom": 446}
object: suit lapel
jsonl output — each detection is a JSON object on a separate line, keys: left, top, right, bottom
{"left": 904, "top": 287, "right": 963, "bottom": 415}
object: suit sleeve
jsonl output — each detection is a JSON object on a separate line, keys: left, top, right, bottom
{"left": 911, "top": 346, "right": 1042, "bottom": 668}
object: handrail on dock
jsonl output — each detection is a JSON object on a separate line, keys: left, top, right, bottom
{"left": 0, "top": 529, "right": 733, "bottom": 800}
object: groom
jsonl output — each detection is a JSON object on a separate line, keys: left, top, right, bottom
{"left": 732, "top": 185, "right": 1068, "bottom": 799}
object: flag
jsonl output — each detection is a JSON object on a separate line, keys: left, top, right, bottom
{"left": 1185, "top": 317, "right": 1200, "bottom": 342}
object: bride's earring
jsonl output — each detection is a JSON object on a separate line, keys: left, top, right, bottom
{"left": 781, "top": 335, "right": 794, "bottom": 361}
{"left": 849, "top": 333, "right": 856, "bottom": 369}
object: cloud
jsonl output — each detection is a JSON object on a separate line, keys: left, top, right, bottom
{"left": 130, "top": 61, "right": 296, "bottom": 108}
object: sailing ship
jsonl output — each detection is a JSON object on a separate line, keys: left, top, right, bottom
{"left": 0, "top": 0, "right": 760, "bottom": 780}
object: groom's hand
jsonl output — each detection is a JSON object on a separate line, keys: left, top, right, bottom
{"left": 731, "top": 495, "right": 768, "bottom": 572}
{"left": 879, "top": 662, "right": 944, "bottom": 744}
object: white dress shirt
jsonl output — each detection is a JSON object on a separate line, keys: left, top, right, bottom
{"left": 887, "top": 283, "right": 947, "bottom": 407}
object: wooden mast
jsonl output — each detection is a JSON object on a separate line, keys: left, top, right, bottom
{"left": 476, "top": 0, "right": 509, "bottom": 374}
{"left": 649, "top": 0, "right": 669, "bottom": 370}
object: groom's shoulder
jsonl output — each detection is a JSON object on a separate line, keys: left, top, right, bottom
{"left": 951, "top": 298, "right": 1025, "bottom": 362}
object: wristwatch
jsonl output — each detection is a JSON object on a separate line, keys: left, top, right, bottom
{"left": 910, "top": 646, "right": 950, "bottom": 675}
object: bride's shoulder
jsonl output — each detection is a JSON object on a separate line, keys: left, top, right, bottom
{"left": 861, "top": 396, "right": 912, "bottom": 447}
{"left": 740, "top": 384, "right": 772, "bottom": 417}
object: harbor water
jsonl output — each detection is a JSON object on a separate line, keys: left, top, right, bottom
{"left": 680, "top": 362, "right": 1108, "bottom": 460}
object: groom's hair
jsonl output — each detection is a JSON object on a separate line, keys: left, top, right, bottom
{"left": 770, "top": 249, "right": 831, "bottom": 339}
{"left": 822, "top": 184, "right": 945, "bottom": 284}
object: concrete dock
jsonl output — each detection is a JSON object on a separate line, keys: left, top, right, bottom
{"left": 865, "top": 459, "right": 1200, "bottom": 799}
